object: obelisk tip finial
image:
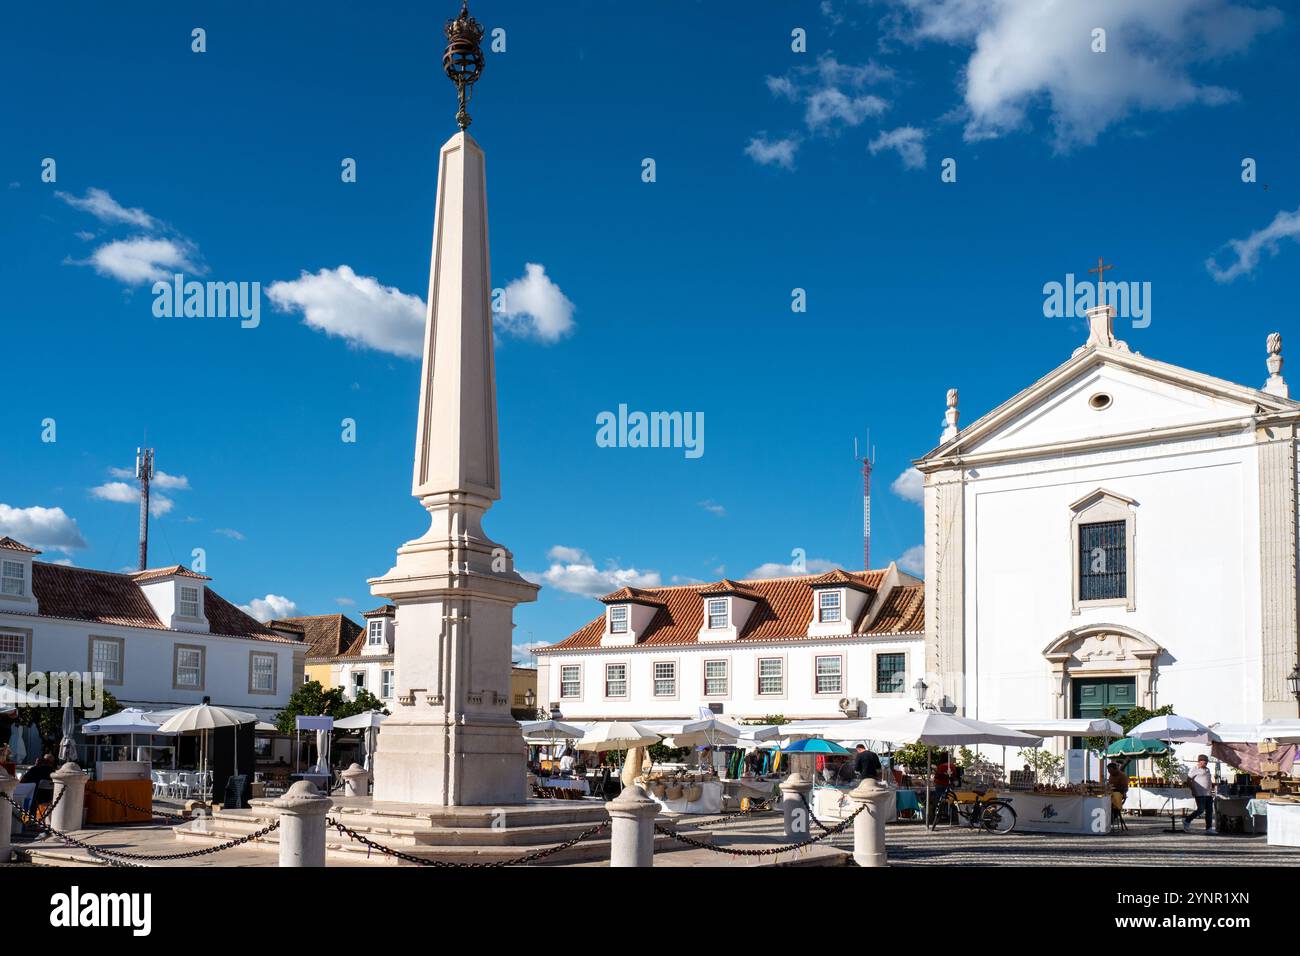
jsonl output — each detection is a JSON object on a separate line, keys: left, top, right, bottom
{"left": 443, "top": 1, "right": 485, "bottom": 131}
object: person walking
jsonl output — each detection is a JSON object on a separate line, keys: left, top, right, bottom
{"left": 1183, "top": 755, "right": 1216, "bottom": 833}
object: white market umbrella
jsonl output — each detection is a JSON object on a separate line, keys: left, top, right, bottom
{"left": 156, "top": 703, "right": 258, "bottom": 787}
{"left": 57, "top": 698, "right": 78, "bottom": 764}
{"left": 254, "top": 722, "right": 277, "bottom": 733}
{"left": 1127, "top": 714, "right": 1209, "bottom": 742}
{"left": 335, "top": 711, "right": 388, "bottom": 772}
{"left": 1001, "top": 718, "right": 1124, "bottom": 739}
{"left": 576, "top": 722, "right": 662, "bottom": 788}
{"left": 0, "top": 685, "right": 57, "bottom": 707}
{"left": 853, "top": 712, "right": 1041, "bottom": 827}
{"left": 519, "top": 719, "right": 585, "bottom": 742}
{"left": 82, "top": 707, "right": 171, "bottom": 766}
{"left": 8, "top": 723, "right": 27, "bottom": 763}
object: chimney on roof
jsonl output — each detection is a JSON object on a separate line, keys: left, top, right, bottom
{"left": 1264, "top": 332, "right": 1289, "bottom": 398}
{"left": 136, "top": 447, "right": 154, "bottom": 572}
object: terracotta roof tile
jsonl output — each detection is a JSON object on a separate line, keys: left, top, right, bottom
{"left": 362, "top": 604, "right": 397, "bottom": 618}
{"left": 130, "top": 565, "right": 212, "bottom": 583}
{"left": 867, "top": 585, "right": 925, "bottom": 634}
{"left": 697, "top": 579, "right": 763, "bottom": 599}
{"left": 0, "top": 537, "right": 40, "bottom": 554}
{"left": 275, "top": 614, "right": 364, "bottom": 660}
{"left": 544, "top": 569, "right": 910, "bottom": 652}
{"left": 28, "top": 562, "right": 293, "bottom": 642}
{"left": 598, "top": 587, "right": 665, "bottom": 606}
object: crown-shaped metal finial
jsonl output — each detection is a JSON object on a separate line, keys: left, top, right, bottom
{"left": 443, "top": 1, "right": 485, "bottom": 130}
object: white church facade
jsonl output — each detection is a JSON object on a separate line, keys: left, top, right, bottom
{"left": 916, "top": 303, "right": 1300, "bottom": 729}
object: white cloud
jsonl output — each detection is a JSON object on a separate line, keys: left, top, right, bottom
{"left": 214, "top": 528, "right": 245, "bottom": 540}
{"left": 56, "top": 187, "right": 158, "bottom": 229}
{"left": 745, "top": 558, "right": 840, "bottom": 579}
{"left": 496, "top": 263, "right": 576, "bottom": 343}
{"left": 869, "top": 126, "right": 927, "bottom": 169}
{"left": 109, "top": 467, "right": 190, "bottom": 490}
{"left": 805, "top": 88, "right": 888, "bottom": 130}
{"left": 697, "top": 500, "right": 727, "bottom": 517}
{"left": 764, "top": 54, "right": 893, "bottom": 136}
{"left": 891, "top": 467, "right": 925, "bottom": 504}
{"left": 240, "top": 594, "right": 299, "bottom": 622}
{"left": 0, "top": 503, "right": 88, "bottom": 552}
{"left": 83, "top": 237, "right": 199, "bottom": 285}
{"left": 89, "top": 482, "right": 173, "bottom": 517}
{"left": 1206, "top": 206, "right": 1300, "bottom": 283}
{"left": 267, "top": 265, "right": 425, "bottom": 359}
{"left": 895, "top": 0, "right": 1281, "bottom": 149}
{"left": 896, "top": 544, "right": 925, "bottom": 576}
{"left": 335, "top": 597, "right": 356, "bottom": 607}
{"left": 527, "top": 546, "right": 661, "bottom": 598}
{"left": 745, "top": 134, "right": 800, "bottom": 170}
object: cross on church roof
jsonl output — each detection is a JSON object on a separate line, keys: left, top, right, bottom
{"left": 1088, "top": 257, "right": 1115, "bottom": 307}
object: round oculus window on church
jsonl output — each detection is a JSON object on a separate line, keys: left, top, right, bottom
{"left": 1088, "top": 392, "right": 1113, "bottom": 410}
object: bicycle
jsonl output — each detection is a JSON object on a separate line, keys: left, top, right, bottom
{"left": 928, "top": 787, "right": 1017, "bottom": 833}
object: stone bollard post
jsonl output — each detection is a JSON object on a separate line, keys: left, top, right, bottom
{"left": 606, "top": 783, "right": 660, "bottom": 867}
{"left": 0, "top": 769, "right": 18, "bottom": 862}
{"left": 273, "top": 780, "right": 332, "bottom": 867}
{"left": 49, "top": 762, "right": 88, "bottom": 835}
{"left": 779, "top": 771, "right": 814, "bottom": 843}
{"left": 848, "top": 777, "right": 892, "bottom": 867}
{"left": 341, "top": 763, "right": 370, "bottom": 797}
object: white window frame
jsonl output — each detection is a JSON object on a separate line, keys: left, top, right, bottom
{"left": 706, "top": 598, "right": 728, "bottom": 630}
{"left": 703, "top": 659, "right": 729, "bottom": 698}
{"left": 381, "top": 669, "right": 395, "bottom": 699}
{"left": 560, "top": 664, "right": 582, "bottom": 700}
{"left": 172, "top": 644, "right": 205, "bottom": 690}
{"left": 609, "top": 605, "right": 629, "bottom": 634}
{"left": 652, "top": 660, "right": 677, "bottom": 698}
{"left": 1, "top": 560, "right": 25, "bottom": 597}
{"left": 874, "top": 651, "right": 908, "bottom": 697}
{"left": 814, "top": 654, "right": 843, "bottom": 695}
{"left": 249, "top": 652, "right": 277, "bottom": 695}
{"left": 177, "top": 584, "right": 200, "bottom": 619}
{"left": 604, "top": 661, "right": 628, "bottom": 698}
{"left": 0, "top": 629, "right": 30, "bottom": 671}
{"left": 818, "top": 589, "right": 842, "bottom": 623}
{"left": 89, "top": 636, "right": 124, "bottom": 685}
{"left": 352, "top": 670, "right": 367, "bottom": 693}
{"left": 757, "top": 657, "right": 784, "bottom": 697}
{"left": 368, "top": 620, "right": 385, "bottom": 646}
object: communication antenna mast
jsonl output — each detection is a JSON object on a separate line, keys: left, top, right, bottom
{"left": 136, "top": 447, "right": 154, "bottom": 571}
{"left": 854, "top": 433, "right": 875, "bottom": 571}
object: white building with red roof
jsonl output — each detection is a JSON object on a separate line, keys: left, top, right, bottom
{"left": 0, "top": 536, "right": 304, "bottom": 720}
{"left": 916, "top": 306, "right": 1300, "bottom": 727}
{"left": 535, "top": 565, "right": 924, "bottom": 722}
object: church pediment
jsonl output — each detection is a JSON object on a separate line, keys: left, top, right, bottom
{"left": 918, "top": 346, "right": 1300, "bottom": 466}
{"left": 1042, "top": 624, "right": 1162, "bottom": 665}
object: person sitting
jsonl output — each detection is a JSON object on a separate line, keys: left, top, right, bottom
{"left": 1107, "top": 762, "right": 1129, "bottom": 796}
{"left": 20, "top": 754, "right": 55, "bottom": 787}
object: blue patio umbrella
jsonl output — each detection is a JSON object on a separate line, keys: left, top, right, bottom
{"left": 780, "top": 738, "right": 852, "bottom": 755}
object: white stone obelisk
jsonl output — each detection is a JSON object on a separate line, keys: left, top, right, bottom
{"left": 368, "top": 128, "right": 539, "bottom": 806}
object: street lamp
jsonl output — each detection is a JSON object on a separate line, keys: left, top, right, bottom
{"left": 1287, "top": 664, "right": 1300, "bottom": 703}
{"left": 913, "top": 678, "right": 928, "bottom": 709}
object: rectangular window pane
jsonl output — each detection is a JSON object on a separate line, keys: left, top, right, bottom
{"left": 707, "top": 599, "right": 728, "bottom": 629}
{"left": 876, "top": 653, "right": 906, "bottom": 694}
{"left": 176, "top": 647, "right": 202, "bottom": 687}
{"left": 1079, "top": 521, "right": 1127, "bottom": 600}
{"left": 605, "top": 663, "right": 627, "bottom": 697}
{"left": 252, "top": 655, "right": 274, "bottom": 691}
{"left": 815, "top": 656, "right": 842, "bottom": 694}
{"left": 2, "top": 561, "right": 24, "bottom": 596}
{"left": 758, "top": 658, "right": 783, "bottom": 695}
{"left": 178, "top": 586, "right": 199, "bottom": 618}
{"left": 609, "top": 606, "right": 629, "bottom": 634}
{"left": 704, "top": 660, "right": 728, "bottom": 696}
{"left": 818, "top": 590, "right": 841, "bottom": 623}
{"left": 381, "top": 670, "right": 394, "bottom": 698}
{"left": 560, "top": 665, "right": 580, "bottom": 698}
{"left": 92, "top": 640, "right": 120, "bottom": 682}
{"left": 0, "top": 632, "right": 26, "bottom": 670}
{"left": 653, "top": 661, "right": 676, "bottom": 697}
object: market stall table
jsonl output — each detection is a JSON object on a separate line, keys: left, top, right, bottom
{"left": 1124, "top": 786, "right": 1195, "bottom": 814}
{"left": 1005, "top": 791, "right": 1112, "bottom": 834}
{"left": 537, "top": 777, "right": 589, "bottom": 794}
{"left": 1266, "top": 800, "right": 1300, "bottom": 847}
{"left": 722, "top": 777, "right": 779, "bottom": 810}
{"left": 812, "top": 784, "right": 897, "bottom": 823}
{"left": 646, "top": 780, "right": 723, "bottom": 814}
{"left": 84, "top": 778, "right": 152, "bottom": 825}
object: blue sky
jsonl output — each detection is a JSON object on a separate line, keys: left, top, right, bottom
{"left": 3, "top": 1, "right": 1299, "bottom": 658}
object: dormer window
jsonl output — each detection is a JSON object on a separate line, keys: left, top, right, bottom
{"left": 706, "top": 599, "right": 728, "bottom": 629}
{"left": 178, "top": 585, "right": 200, "bottom": 618}
{"left": 609, "top": 605, "right": 629, "bottom": 634}
{"left": 368, "top": 620, "right": 385, "bottom": 645}
{"left": 1, "top": 560, "right": 25, "bottom": 597}
{"left": 818, "top": 590, "right": 841, "bottom": 623}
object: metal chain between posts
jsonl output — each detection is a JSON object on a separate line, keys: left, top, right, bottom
{"left": 799, "top": 790, "right": 836, "bottom": 835}
{"left": 82, "top": 786, "right": 190, "bottom": 822}
{"left": 653, "top": 801, "right": 865, "bottom": 857}
{"left": 0, "top": 789, "right": 280, "bottom": 865}
{"left": 326, "top": 815, "right": 610, "bottom": 867}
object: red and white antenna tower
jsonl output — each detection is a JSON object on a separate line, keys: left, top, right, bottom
{"left": 854, "top": 434, "right": 875, "bottom": 571}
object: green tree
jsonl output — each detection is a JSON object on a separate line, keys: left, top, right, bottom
{"left": 1017, "top": 747, "right": 1064, "bottom": 784}
{"left": 3, "top": 669, "right": 119, "bottom": 754}
{"left": 275, "top": 681, "right": 389, "bottom": 735}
